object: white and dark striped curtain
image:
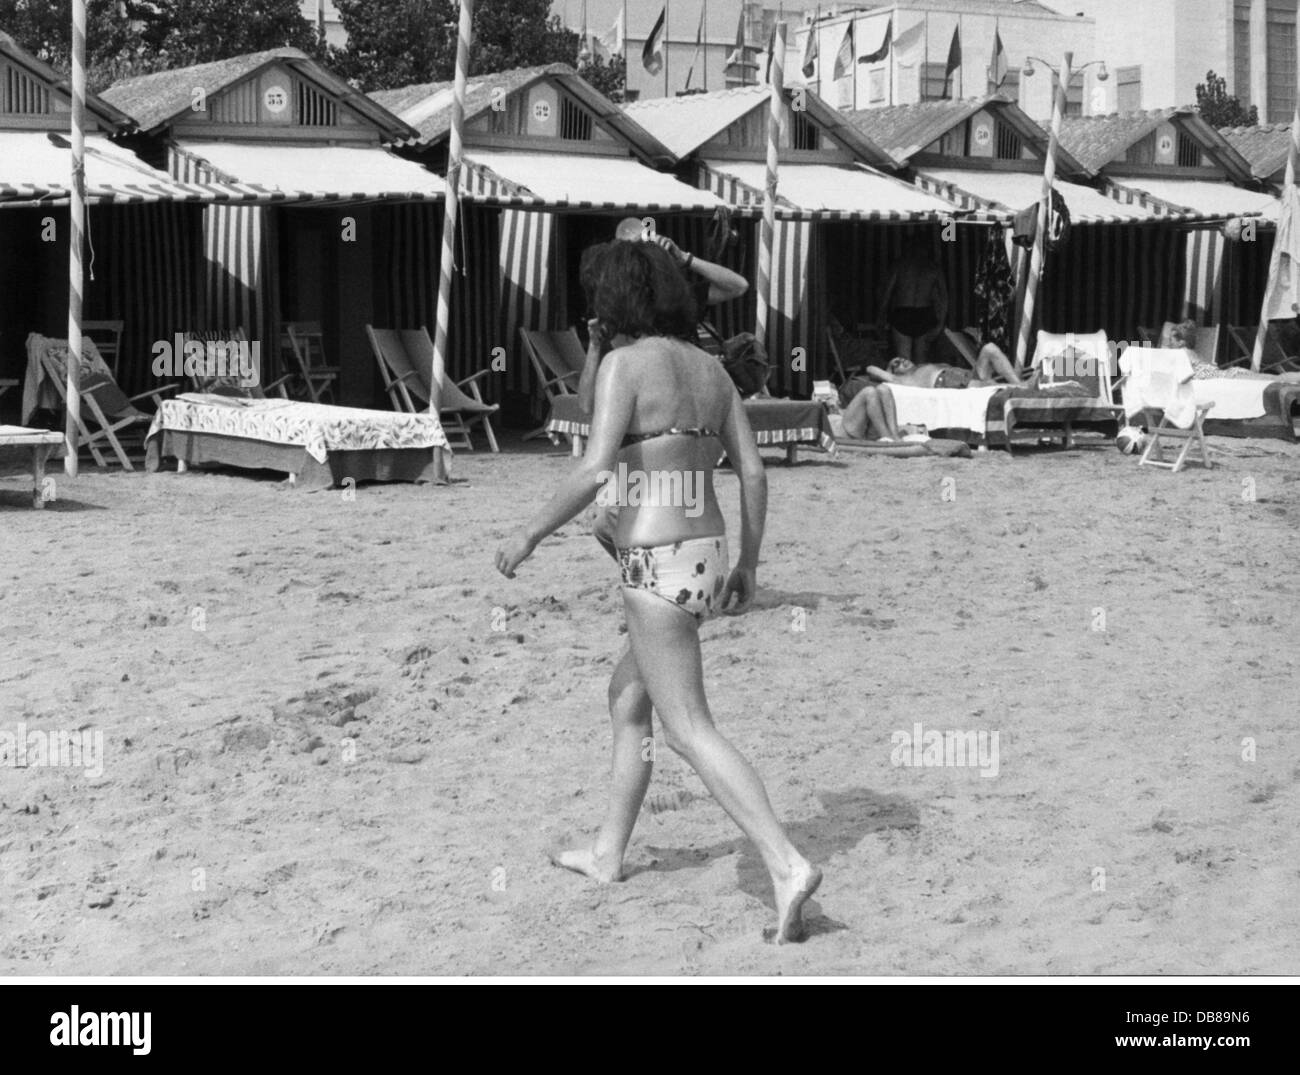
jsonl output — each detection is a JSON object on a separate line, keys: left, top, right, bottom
{"left": 1182, "top": 226, "right": 1225, "bottom": 325}
{"left": 499, "top": 208, "right": 560, "bottom": 392}
{"left": 168, "top": 146, "right": 271, "bottom": 342}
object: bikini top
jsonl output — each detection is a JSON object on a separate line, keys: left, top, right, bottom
{"left": 621, "top": 426, "right": 719, "bottom": 447}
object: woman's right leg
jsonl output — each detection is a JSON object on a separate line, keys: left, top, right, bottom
{"left": 622, "top": 590, "right": 821, "bottom": 941}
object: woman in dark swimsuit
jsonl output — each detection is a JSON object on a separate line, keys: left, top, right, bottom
{"left": 496, "top": 241, "right": 821, "bottom": 943}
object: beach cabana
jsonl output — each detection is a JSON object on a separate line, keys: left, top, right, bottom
{"left": 851, "top": 96, "right": 1225, "bottom": 349}
{"left": 0, "top": 31, "right": 292, "bottom": 406}
{"left": 373, "top": 63, "right": 727, "bottom": 408}
{"left": 103, "top": 49, "right": 446, "bottom": 405}
{"left": 624, "top": 84, "right": 975, "bottom": 395}
{"left": 1053, "top": 108, "right": 1275, "bottom": 331}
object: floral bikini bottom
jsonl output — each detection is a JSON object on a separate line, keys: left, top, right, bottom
{"left": 616, "top": 536, "right": 729, "bottom": 622}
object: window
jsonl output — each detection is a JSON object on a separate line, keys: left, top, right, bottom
{"left": 1267, "top": 0, "right": 1297, "bottom": 123}
{"left": 2, "top": 63, "right": 49, "bottom": 114}
{"left": 1234, "top": 0, "right": 1252, "bottom": 102}
{"left": 1176, "top": 131, "right": 1204, "bottom": 167}
{"left": 559, "top": 96, "right": 593, "bottom": 141}
{"left": 995, "top": 121, "right": 1022, "bottom": 160}
{"left": 296, "top": 81, "right": 338, "bottom": 126}
{"left": 791, "top": 109, "right": 819, "bottom": 150}
{"left": 1117, "top": 65, "right": 1142, "bottom": 113}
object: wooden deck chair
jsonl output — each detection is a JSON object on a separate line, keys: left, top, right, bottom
{"left": 182, "top": 329, "right": 291, "bottom": 399}
{"left": 27, "top": 333, "right": 175, "bottom": 470}
{"left": 826, "top": 317, "right": 882, "bottom": 385}
{"left": 366, "top": 326, "right": 499, "bottom": 452}
{"left": 283, "top": 321, "right": 340, "bottom": 404}
{"left": 1116, "top": 347, "right": 1213, "bottom": 473}
{"left": 519, "top": 328, "right": 587, "bottom": 445}
{"left": 83, "top": 320, "right": 124, "bottom": 379}
{"left": 1226, "top": 324, "right": 1300, "bottom": 374}
{"left": 1142, "top": 322, "right": 1221, "bottom": 366}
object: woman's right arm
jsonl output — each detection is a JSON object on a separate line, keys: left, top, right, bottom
{"left": 717, "top": 387, "right": 766, "bottom": 613}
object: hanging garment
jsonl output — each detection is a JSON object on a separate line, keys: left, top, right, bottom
{"left": 974, "top": 228, "right": 1017, "bottom": 353}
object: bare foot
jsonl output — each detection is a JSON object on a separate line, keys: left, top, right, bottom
{"left": 548, "top": 846, "right": 624, "bottom": 884}
{"left": 772, "top": 863, "right": 823, "bottom": 944}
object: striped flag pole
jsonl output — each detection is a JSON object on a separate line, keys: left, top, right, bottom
{"left": 65, "top": 0, "right": 88, "bottom": 476}
{"left": 1014, "top": 51, "right": 1069, "bottom": 370}
{"left": 755, "top": 21, "right": 786, "bottom": 353}
{"left": 432, "top": 0, "right": 473, "bottom": 480}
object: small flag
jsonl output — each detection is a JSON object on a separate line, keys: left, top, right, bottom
{"left": 643, "top": 6, "right": 666, "bottom": 76}
{"left": 832, "top": 21, "right": 854, "bottom": 80}
{"left": 601, "top": 11, "right": 625, "bottom": 57}
{"left": 801, "top": 19, "right": 820, "bottom": 78}
{"left": 858, "top": 16, "right": 891, "bottom": 65}
{"left": 989, "top": 28, "right": 1008, "bottom": 89}
{"left": 944, "top": 25, "right": 962, "bottom": 98}
{"left": 686, "top": 6, "right": 706, "bottom": 89}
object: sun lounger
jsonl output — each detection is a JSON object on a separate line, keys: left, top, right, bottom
{"left": 367, "top": 326, "right": 499, "bottom": 453}
{"left": 0, "top": 425, "right": 64, "bottom": 508}
{"left": 23, "top": 332, "right": 176, "bottom": 470}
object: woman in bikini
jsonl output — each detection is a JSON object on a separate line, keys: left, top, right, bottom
{"left": 495, "top": 241, "right": 821, "bottom": 943}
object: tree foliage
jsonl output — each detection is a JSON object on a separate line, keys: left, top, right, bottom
{"left": 330, "top": 0, "right": 624, "bottom": 100}
{"left": 1196, "top": 70, "right": 1258, "bottom": 129}
{"left": 0, "top": 0, "right": 323, "bottom": 92}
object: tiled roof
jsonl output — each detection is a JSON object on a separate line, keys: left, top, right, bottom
{"left": 1220, "top": 123, "right": 1292, "bottom": 181}
{"left": 370, "top": 64, "right": 564, "bottom": 144}
{"left": 103, "top": 48, "right": 411, "bottom": 139}
{"left": 1052, "top": 109, "right": 1182, "bottom": 173}
{"left": 846, "top": 97, "right": 1002, "bottom": 162}
{"left": 623, "top": 85, "right": 771, "bottom": 159}
{"left": 0, "top": 30, "right": 133, "bottom": 132}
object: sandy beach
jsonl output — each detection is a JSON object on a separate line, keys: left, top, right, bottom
{"left": 2, "top": 434, "right": 1298, "bottom": 976}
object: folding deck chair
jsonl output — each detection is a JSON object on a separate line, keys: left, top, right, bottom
{"left": 1002, "top": 330, "right": 1123, "bottom": 451}
{"left": 825, "top": 318, "right": 883, "bottom": 386}
{"left": 1226, "top": 324, "right": 1300, "bottom": 375}
{"left": 25, "top": 333, "right": 175, "bottom": 470}
{"left": 282, "top": 321, "right": 340, "bottom": 404}
{"left": 519, "top": 328, "right": 587, "bottom": 446}
{"left": 1139, "top": 322, "right": 1221, "bottom": 367}
{"left": 182, "top": 329, "right": 291, "bottom": 399}
{"left": 83, "top": 320, "right": 124, "bottom": 379}
{"left": 1117, "top": 346, "right": 1214, "bottom": 473}
{"left": 366, "top": 326, "right": 499, "bottom": 452}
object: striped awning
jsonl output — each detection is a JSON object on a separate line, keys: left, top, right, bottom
{"left": 700, "top": 160, "right": 994, "bottom": 222}
{"left": 918, "top": 168, "right": 1221, "bottom": 225}
{"left": 1110, "top": 177, "right": 1279, "bottom": 223}
{"left": 175, "top": 141, "right": 445, "bottom": 201}
{"left": 0, "top": 131, "right": 304, "bottom": 208}
{"left": 461, "top": 150, "right": 725, "bottom": 213}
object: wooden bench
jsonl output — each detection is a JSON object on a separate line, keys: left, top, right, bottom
{"left": 0, "top": 426, "right": 64, "bottom": 508}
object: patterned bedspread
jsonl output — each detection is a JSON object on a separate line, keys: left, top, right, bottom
{"left": 148, "top": 394, "right": 450, "bottom": 464}
{"left": 992, "top": 384, "right": 1123, "bottom": 444}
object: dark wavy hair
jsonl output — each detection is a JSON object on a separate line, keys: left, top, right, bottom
{"left": 581, "top": 240, "right": 699, "bottom": 340}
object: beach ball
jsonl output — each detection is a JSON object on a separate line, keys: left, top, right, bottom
{"left": 1116, "top": 426, "right": 1146, "bottom": 454}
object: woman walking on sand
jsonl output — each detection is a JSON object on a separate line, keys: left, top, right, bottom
{"left": 495, "top": 241, "right": 820, "bottom": 943}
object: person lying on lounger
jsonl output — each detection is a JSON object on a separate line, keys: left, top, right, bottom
{"left": 1166, "top": 319, "right": 1300, "bottom": 383}
{"left": 865, "top": 342, "right": 1031, "bottom": 390}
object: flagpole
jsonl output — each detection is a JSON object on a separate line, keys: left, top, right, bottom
{"left": 1015, "top": 51, "right": 1068, "bottom": 370}
{"left": 756, "top": 21, "right": 785, "bottom": 353}
{"left": 665, "top": 0, "right": 671, "bottom": 96}
{"left": 431, "top": 0, "right": 474, "bottom": 482}
{"left": 704, "top": 0, "right": 709, "bottom": 92}
{"left": 924, "top": 14, "right": 929, "bottom": 101}
{"left": 65, "top": 0, "right": 87, "bottom": 476}
{"left": 852, "top": 15, "right": 858, "bottom": 109}
{"left": 958, "top": 14, "right": 963, "bottom": 98}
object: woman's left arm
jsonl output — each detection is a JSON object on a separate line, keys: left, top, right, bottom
{"left": 496, "top": 352, "right": 633, "bottom": 578}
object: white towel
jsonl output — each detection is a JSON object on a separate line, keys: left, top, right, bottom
{"left": 1191, "top": 378, "right": 1268, "bottom": 420}
{"left": 887, "top": 384, "right": 1003, "bottom": 434}
{"left": 1119, "top": 347, "right": 1198, "bottom": 429}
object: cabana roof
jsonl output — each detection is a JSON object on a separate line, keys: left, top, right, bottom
{"left": 102, "top": 48, "right": 414, "bottom": 141}
{"left": 1220, "top": 123, "right": 1292, "bottom": 183}
{"left": 1052, "top": 108, "right": 1254, "bottom": 182}
{"left": 844, "top": 94, "right": 1088, "bottom": 176}
{"left": 373, "top": 63, "right": 678, "bottom": 165}
{"left": 623, "top": 84, "right": 899, "bottom": 170}
{"left": 0, "top": 29, "right": 134, "bottom": 133}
